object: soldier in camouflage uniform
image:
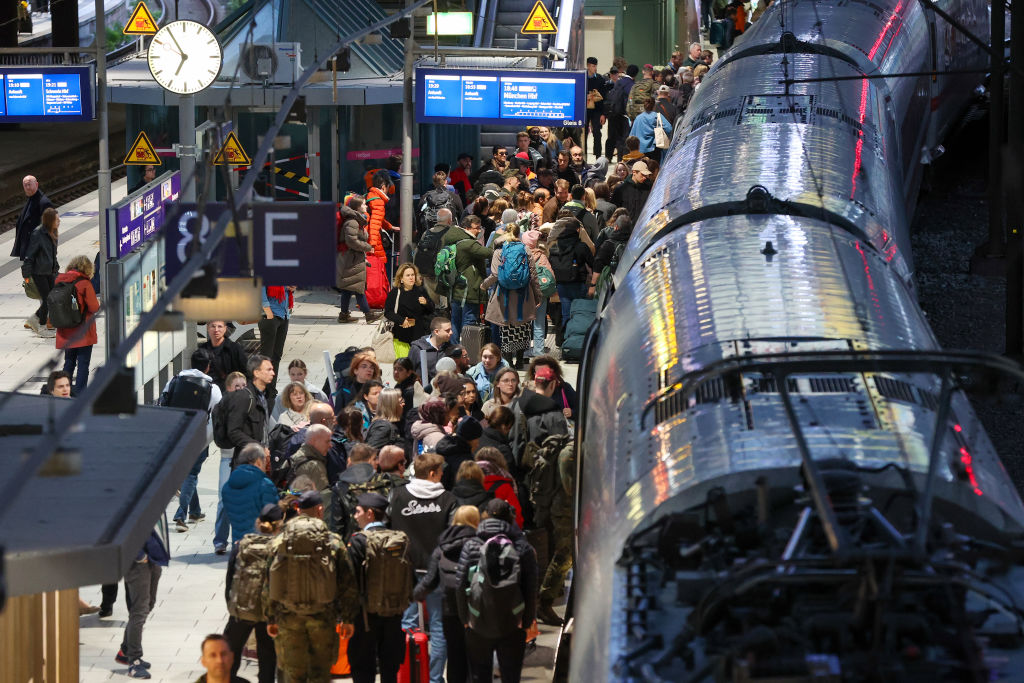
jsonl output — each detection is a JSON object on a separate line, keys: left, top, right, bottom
{"left": 626, "top": 64, "right": 657, "bottom": 121}
{"left": 265, "top": 491, "right": 359, "bottom": 683}
{"left": 537, "top": 437, "right": 577, "bottom": 626}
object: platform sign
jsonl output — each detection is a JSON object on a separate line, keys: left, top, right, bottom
{"left": 107, "top": 170, "right": 181, "bottom": 259}
{"left": 123, "top": 1, "right": 158, "bottom": 35}
{"left": 124, "top": 131, "right": 161, "bottom": 165}
{"left": 0, "top": 66, "right": 94, "bottom": 122}
{"left": 521, "top": 1, "right": 557, "bottom": 33}
{"left": 416, "top": 68, "right": 585, "bottom": 127}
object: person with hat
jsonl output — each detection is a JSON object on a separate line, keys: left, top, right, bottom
{"left": 629, "top": 95, "right": 673, "bottom": 163}
{"left": 626, "top": 64, "right": 656, "bottom": 121}
{"left": 585, "top": 57, "right": 608, "bottom": 161}
{"left": 344, "top": 492, "right": 413, "bottom": 683}
{"left": 266, "top": 490, "right": 358, "bottom": 683}
{"left": 654, "top": 83, "right": 679, "bottom": 125}
{"left": 223, "top": 503, "right": 285, "bottom": 683}
{"left": 611, "top": 159, "right": 656, "bottom": 224}
{"left": 437, "top": 416, "right": 484, "bottom": 490}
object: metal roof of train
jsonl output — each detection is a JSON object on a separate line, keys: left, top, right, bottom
{"left": 0, "top": 392, "right": 207, "bottom": 597}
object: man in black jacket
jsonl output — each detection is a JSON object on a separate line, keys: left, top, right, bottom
{"left": 604, "top": 66, "right": 634, "bottom": 161}
{"left": 455, "top": 499, "right": 538, "bottom": 683}
{"left": 12, "top": 175, "right": 54, "bottom": 259}
{"left": 409, "top": 316, "right": 453, "bottom": 388}
{"left": 611, "top": 160, "right": 654, "bottom": 224}
{"left": 585, "top": 57, "right": 607, "bottom": 159}
{"left": 437, "top": 417, "right": 482, "bottom": 490}
{"left": 548, "top": 217, "right": 595, "bottom": 335}
{"left": 200, "top": 320, "right": 249, "bottom": 391}
{"left": 223, "top": 355, "right": 274, "bottom": 468}
{"left": 389, "top": 453, "right": 457, "bottom": 682}
{"left": 329, "top": 443, "right": 379, "bottom": 538}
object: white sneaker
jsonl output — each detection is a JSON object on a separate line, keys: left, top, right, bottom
{"left": 25, "top": 317, "right": 41, "bottom": 334}
{"left": 38, "top": 327, "right": 55, "bottom": 338}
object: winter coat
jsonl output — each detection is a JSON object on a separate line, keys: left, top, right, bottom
{"left": 328, "top": 462, "right": 376, "bottom": 535}
{"left": 605, "top": 75, "right": 633, "bottom": 117}
{"left": 629, "top": 110, "right": 673, "bottom": 154}
{"left": 366, "top": 418, "right": 403, "bottom": 450}
{"left": 595, "top": 198, "right": 617, "bottom": 226}
{"left": 222, "top": 464, "right": 278, "bottom": 542}
{"left": 627, "top": 77, "right": 656, "bottom": 120}
{"left": 336, "top": 205, "right": 372, "bottom": 293}
{"left": 21, "top": 226, "right": 58, "bottom": 277}
{"left": 54, "top": 269, "right": 99, "bottom": 348}
{"left": 436, "top": 434, "right": 475, "bottom": 490}
{"left": 456, "top": 518, "right": 538, "bottom": 629}
{"left": 482, "top": 473, "right": 524, "bottom": 529}
{"left": 481, "top": 244, "right": 543, "bottom": 326}
{"left": 595, "top": 225, "right": 632, "bottom": 273}
{"left": 548, "top": 222, "right": 595, "bottom": 285}
{"left": 277, "top": 408, "right": 309, "bottom": 428}
{"left": 413, "top": 524, "right": 477, "bottom": 616}
{"left": 511, "top": 389, "right": 569, "bottom": 464}
{"left": 224, "top": 384, "right": 270, "bottom": 465}
{"left": 288, "top": 444, "right": 330, "bottom": 493}
{"left": 611, "top": 176, "right": 653, "bottom": 225}
{"left": 366, "top": 186, "right": 393, "bottom": 260}
{"left": 200, "top": 338, "right": 248, "bottom": 391}
{"left": 12, "top": 189, "right": 53, "bottom": 259}
{"left": 384, "top": 285, "right": 435, "bottom": 344}
{"left": 388, "top": 477, "right": 458, "bottom": 570}
{"left": 654, "top": 97, "right": 679, "bottom": 126}
{"left": 452, "top": 478, "right": 493, "bottom": 509}
{"left": 467, "top": 359, "right": 510, "bottom": 401}
{"left": 442, "top": 225, "right": 493, "bottom": 305}
{"left": 411, "top": 420, "right": 447, "bottom": 452}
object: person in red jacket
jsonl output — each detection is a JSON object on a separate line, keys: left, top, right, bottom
{"left": 474, "top": 447, "right": 525, "bottom": 528}
{"left": 55, "top": 254, "right": 100, "bottom": 394}
{"left": 366, "top": 169, "right": 397, "bottom": 262}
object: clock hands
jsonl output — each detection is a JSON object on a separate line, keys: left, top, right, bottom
{"left": 169, "top": 26, "right": 188, "bottom": 75}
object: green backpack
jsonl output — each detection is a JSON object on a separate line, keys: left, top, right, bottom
{"left": 268, "top": 516, "right": 338, "bottom": 615}
{"left": 535, "top": 263, "right": 557, "bottom": 298}
{"left": 361, "top": 528, "right": 414, "bottom": 616}
{"left": 228, "top": 533, "right": 275, "bottom": 622}
{"left": 435, "top": 238, "right": 473, "bottom": 293}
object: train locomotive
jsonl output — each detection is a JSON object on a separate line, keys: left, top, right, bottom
{"left": 567, "top": 0, "right": 1024, "bottom": 679}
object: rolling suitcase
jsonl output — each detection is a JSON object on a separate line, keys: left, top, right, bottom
{"left": 398, "top": 601, "right": 430, "bottom": 683}
{"left": 330, "top": 623, "right": 351, "bottom": 676}
{"left": 460, "top": 305, "right": 491, "bottom": 363}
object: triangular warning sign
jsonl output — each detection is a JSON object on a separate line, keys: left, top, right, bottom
{"left": 521, "top": 0, "right": 557, "bottom": 33}
{"left": 213, "top": 132, "right": 252, "bottom": 166}
{"left": 123, "top": 1, "right": 158, "bottom": 35}
{"left": 124, "top": 131, "right": 161, "bottom": 165}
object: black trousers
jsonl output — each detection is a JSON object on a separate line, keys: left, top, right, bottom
{"left": 585, "top": 110, "right": 603, "bottom": 159}
{"left": 465, "top": 628, "right": 526, "bottom": 683}
{"left": 32, "top": 273, "right": 55, "bottom": 325}
{"left": 223, "top": 616, "right": 277, "bottom": 683}
{"left": 257, "top": 315, "right": 289, "bottom": 387}
{"left": 348, "top": 613, "right": 405, "bottom": 683}
{"left": 605, "top": 113, "right": 629, "bottom": 161}
{"left": 443, "top": 614, "right": 470, "bottom": 683}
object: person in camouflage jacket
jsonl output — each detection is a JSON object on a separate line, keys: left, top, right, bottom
{"left": 626, "top": 64, "right": 657, "bottom": 120}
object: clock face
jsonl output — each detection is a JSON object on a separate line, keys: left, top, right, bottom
{"left": 148, "top": 20, "right": 222, "bottom": 95}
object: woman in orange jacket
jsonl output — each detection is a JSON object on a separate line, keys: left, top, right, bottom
{"left": 366, "top": 169, "right": 396, "bottom": 261}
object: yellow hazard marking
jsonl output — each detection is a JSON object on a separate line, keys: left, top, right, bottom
{"left": 123, "top": 1, "right": 159, "bottom": 35}
{"left": 124, "top": 131, "right": 162, "bottom": 165}
{"left": 272, "top": 166, "right": 311, "bottom": 184}
{"left": 521, "top": 0, "right": 557, "bottom": 33}
{"left": 213, "top": 132, "right": 252, "bottom": 166}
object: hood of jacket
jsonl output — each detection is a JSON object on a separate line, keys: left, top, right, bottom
{"left": 477, "top": 517, "right": 524, "bottom": 543}
{"left": 452, "top": 479, "right": 492, "bottom": 506}
{"left": 56, "top": 269, "right": 89, "bottom": 285}
{"left": 292, "top": 443, "right": 326, "bottom": 467}
{"left": 411, "top": 420, "right": 445, "bottom": 441}
{"left": 438, "top": 524, "right": 477, "bottom": 556}
{"left": 517, "top": 388, "right": 560, "bottom": 416}
{"left": 479, "top": 425, "right": 509, "bottom": 445}
{"left": 338, "top": 204, "right": 367, "bottom": 226}
{"left": 226, "top": 464, "right": 268, "bottom": 490}
{"left": 338, "top": 461, "right": 375, "bottom": 484}
{"left": 406, "top": 477, "right": 447, "bottom": 500}
{"left": 435, "top": 434, "right": 470, "bottom": 457}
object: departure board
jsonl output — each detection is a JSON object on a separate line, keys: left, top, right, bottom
{"left": 0, "top": 66, "right": 94, "bottom": 122}
{"left": 416, "top": 68, "right": 585, "bottom": 127}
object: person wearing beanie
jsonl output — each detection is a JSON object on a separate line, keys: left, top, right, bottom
{"left": 436, "top": 416, "right": 483, "bottom": 489}
{"left": 486, "top": 208, "right": 523, "bottom": 248}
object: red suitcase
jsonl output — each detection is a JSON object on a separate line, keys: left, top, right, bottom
{"left": 398, "top": 601, "right": 430, "bottom": 683}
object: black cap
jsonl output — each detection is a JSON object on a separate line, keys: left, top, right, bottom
{"left": 357, "top": 492, "right": 389, "bottom": 513}
{"left": 586, "top": 56, "right": 598, "bottom": 65}
{"left": 609, "top": 66, "right": 619, "bottom": 74}
{"left": 259, "top": 503, "right": 284, "bottom": 522}
{"left": 297, "top": 490, "right": 323, "bottom": 509}
{"left": 456, "top": 416, "right": 483, "bottom": 441}
{"left": 457, "top": 152, "right": 472, "bottom": 160}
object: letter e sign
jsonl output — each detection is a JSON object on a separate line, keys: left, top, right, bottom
{"left": 252, "top": 203, "right": 336, "bottom": 287}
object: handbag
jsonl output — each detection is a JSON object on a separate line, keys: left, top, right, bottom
{"left": 23, "top": 278, "right": 40, "bottom": 300}
{"left": 371, "top": 290, "right": 402, "bottom": 363}
{"left": 654, "top": 113, "right": 670, "bottom": 149}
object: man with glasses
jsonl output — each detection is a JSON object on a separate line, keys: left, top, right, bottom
{"left": 473, "top": 145, "right": 512, "bottom": 184}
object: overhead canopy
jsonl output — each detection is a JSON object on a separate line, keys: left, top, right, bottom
{"left": 0, "top": 393, "right": 207, "bottom": 597}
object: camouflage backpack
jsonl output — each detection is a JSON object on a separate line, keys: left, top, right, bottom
{"left": 228, "top": 533, "right": 275, "bottom": 622}
{"left": 361, "top": 528, "right": 414, "bottom": 616}
{"left": 268, "top": 516, "right": 338, "bottom": 615}
{"left": 331, "top": 473, "right": 396, "bottom": 539}
{"left": 524, "top": 434, "right": 573, "bottom": 527}
{"left": 627, "top": 78, "right": 655, "bottom": 120}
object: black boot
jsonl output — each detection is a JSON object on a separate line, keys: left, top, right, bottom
{"left": 537, "top": 599, "right": 564, "bottom": 626}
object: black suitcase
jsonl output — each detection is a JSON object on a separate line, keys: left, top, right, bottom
{"left": 460, "top": 319, "right": 491, "bottom": 364}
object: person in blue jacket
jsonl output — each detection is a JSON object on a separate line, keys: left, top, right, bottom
{"left": 221, "top": 443, "right": 278, "bottom": 546}
{"left": 629, "top": 96, "right": 673, "bottom": 163}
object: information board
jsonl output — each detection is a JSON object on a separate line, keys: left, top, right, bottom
{"left": 107, "top": 171, "right": 181, "bottom": 259}
{"left": 415, "top": 68, "right": 585, "bottom": 127}
{"left": 0, "top": 66, "right": 94, "bottom": 122}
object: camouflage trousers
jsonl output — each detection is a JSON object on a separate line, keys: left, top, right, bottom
{"left": 273, "top": 612, "right": 338, "bottom": 683}
{"left": 539, "top": 511, "right": 573, "bottom": 601}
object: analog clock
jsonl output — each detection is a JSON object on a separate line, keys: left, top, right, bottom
{"left": 147, "top": 20, "right": 222, "bottom": 95}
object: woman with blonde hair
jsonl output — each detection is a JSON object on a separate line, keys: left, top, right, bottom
{"left": 383, "top": 262, "right": 434, "bottom": 359}
{"left": 536, "top": 125, "right": 562, "bottom": 166}
{"left": 54, "top": 253, "right": 100, "bottom": 392}
{"left": 277, "top": 381, "right": 313, "bottom": 427}
{"left": 366, "top": 386, "right": 406, "bottom": 450}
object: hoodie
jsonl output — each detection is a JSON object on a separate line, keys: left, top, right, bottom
{"left": 455, "top": 518, "right": 539, "bottom": 629}
{"left": 452, "top": 478, "right": 494, "bottom": 509}
{"left": 221, "top": 464, "right": 278, "bottom": 543}
{"left": 413, "top": 524, "right": 478, "bottom": 615}
{"left": 411, "top": 420, "right": 447, "bottom": 452}
{"left": 436, "top": 434, "right": 475, "bottom": 490}
{"left": 389, "top": 477, "right": 458, "bottom": 569}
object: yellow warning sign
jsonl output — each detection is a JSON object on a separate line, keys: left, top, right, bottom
{"left": 213, "top": 132, "right": 252, "bottom": 166}
{"left": 124, "top": 131, "right": 161, "bottom": 165}
{"left": 123, "top": 1, "right": 158, "bottom": 35}
{"left": 521, "top": 0, "right": 557, "bottom": 33}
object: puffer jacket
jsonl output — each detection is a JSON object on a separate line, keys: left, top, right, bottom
{"left": 411, "top": 420, "right": 447, "bottom": 452}
{"left": 442, "top": 225, "right": 492, "bottom": 305}
{"left": 221, "top": 464, "right": 278, "bottom": 543}
{"left": 455, "top": 518, "right": 538, "bottom": 629}
{"left": 413, "top": 524, "right": 477, "bottom": 616}
{"left": 54, "top": 269, "right": 99, "bottom": 348}
{"left": 366, "top": 186, "right": 393, "bottom": 260}
{"left": 481, "top": 244, "right": 542, "bottom": 326}
{"left": 337, "top": 205, "right": 372, "bottom": 293}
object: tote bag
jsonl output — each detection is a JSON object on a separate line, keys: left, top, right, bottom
{"left": 654, "top": 114, "right": 670, "bottom": 150}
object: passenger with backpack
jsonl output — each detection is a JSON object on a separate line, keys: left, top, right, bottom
{"left": 344, "top": 492, "right": 415, "bottom": 683}
{"left": 389, "top": 453, "right": 459, "bottom": 683}
{"left": 266, "top": 490, "right": 359, "bottom": 683}
{"left": 455, "top": 499, "right": 539, "bottom": 683}
{"left": 414, "top": 207, "right": 453, "bottom": 305}
{"left": 51, "top": 254, "right": 100, "bottom": 393}
{"left": 286, "top": 424, "right": 333, "bottom": 505}
{"left": 417, "top": 170, "right": 462, "bottom": 240}
{"left": 547, "top": 216, "right": 595, "bottom": 340}
{"left": 21, "top": 206, "right": 59, "bottom": 338}
{"left": 413, "top": 505, "right": 480, "bottom": 683}
{"left": 439, "top": 215, "right": 493, "bottom": 344}
{"left": 481, "top": 226, "right": 542, "bottom": 368}
{"left": 328, "top": 443, "right": 381, "bottom": 539}
{"left": 520, "top": 229, "right": 555, "bottom": 359}
{"left": 162, "top": 348, "right": 223, "bottom": 533}
{"left": 223, "top": 503, "right": 284, "bottom": 683}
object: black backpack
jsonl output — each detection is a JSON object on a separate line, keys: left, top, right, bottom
{"left": 548, "top": 240, "right": 584, "bottom": 283}
{"left": 159, "top": 374, "right": 213, "bottom": 411}
{"left": 46, "top": 276, "right": 86, "bottom": 328}
{"left": 267, "top": 423, "right": 299, "bottom": 487}
{"left": 419, "top": 189, "right": 454, "bottom": 233}
{"left": 415, "top": 225, "right": 449, "bottom": 275}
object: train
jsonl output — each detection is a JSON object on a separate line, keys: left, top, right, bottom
{"left": 564, "top": 0, "right": 1024, "bottom": 679}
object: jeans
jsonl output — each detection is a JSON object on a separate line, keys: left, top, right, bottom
{"left": 223, "top": 616, "right": 276, "bottom": 683}
{"left": 213, "top": 453, "right": 231, "bottom": 549}
{"left": 63, "top": 344, "right": 94, "bottom": 393}
{"left": 173, "top": 447, "right": 208, "bottom": 521}
{"left": 531, "top": 298, "right": 548, "bottom": 355}
{"left": 257, "top": 315, "right": 289, "bottom": 387}
{"left": 401, "top": 585, "right": 446, "bottom": 683}
{"left": 451, "top": 301, "right": 479, "bottom": 346}
{"left": 556, "top": 282, "right": 588, "bottom": 332}
{"left": 32, "top": 273, "right": 55, "bottom": 325}
{"left": 120, "top": 559, "right": 161, "bottom": 660}
{"left": 340, "top": 289, "right": 371, "bottom": 315}
{"left": 465, "top": 628, "right": 526, "bottom": 683}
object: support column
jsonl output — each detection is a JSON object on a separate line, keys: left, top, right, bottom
{"left": 401, "top": 24, "right": 415, "bottom": 263}
{"left": 331, "top": 107, "right": 340, "bottom": 204}
{"left": 96, "top": 0, "right": 111, "bottom": 308}
{"left": 308, "top": 107, "right": 321, "bottom": 202}
{"left": 180, "top": 94, "right": 197, "bottom": 202}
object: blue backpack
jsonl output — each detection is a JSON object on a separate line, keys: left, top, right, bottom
{"left": 497, "top": 242, "right": 530, "bottom": 290}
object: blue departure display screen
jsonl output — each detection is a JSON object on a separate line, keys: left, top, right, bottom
{"left": 0, "top": 66, "right": 93, "bottom": 122}
{"left": 416, "top": 68, "right": 585, "bottom": 127}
